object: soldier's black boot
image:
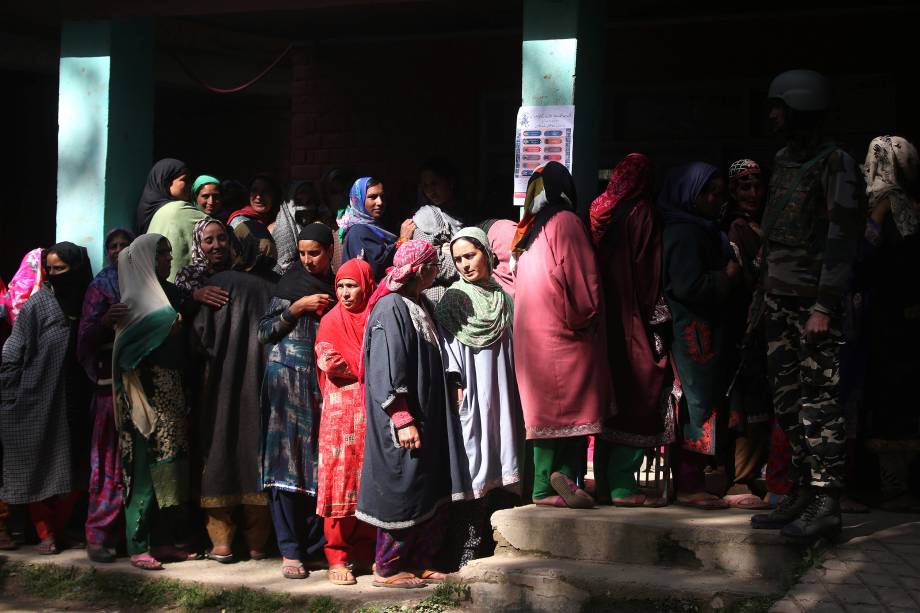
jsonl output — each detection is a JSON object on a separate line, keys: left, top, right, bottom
{"left": 781, "top": 488, "right": 842, "bottom": 544}
{"left": 750, "top": 486, "right": 815, "bottom": 529}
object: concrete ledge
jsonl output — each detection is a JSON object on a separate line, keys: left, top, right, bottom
{"left": 454, "top": 554, "right": 782, "bottom": 613}
{"left": 491, "top": 505, "right": 803, "bottom": 578}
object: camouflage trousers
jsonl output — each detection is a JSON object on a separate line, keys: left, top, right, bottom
{"left": 764, "top": 294, "right": 845, "bottom": 489}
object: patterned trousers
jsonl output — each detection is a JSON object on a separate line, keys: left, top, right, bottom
{"left": 765, "top": 294, "right": 846, "bottom": 489}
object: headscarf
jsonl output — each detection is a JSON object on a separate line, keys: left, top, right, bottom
{"left": 192, "top": 175, "right": 220, "bottom": 197}
{"left": 365, "top": 239, "right": 437, "bottom": 316}
{"left": 1, "top": 248, "right": 44, "bottom": 326}
{"left": 96, "top": 227, "right": 137, "bottom": 296}
{"left": 136, "top": 158, "right": 187, "bottom": 233}
{"left": 274, "top": 223, "right": 336, "bottom": 302}
{"left": 864, "top": 135, "right": 920, "bottom": 238}
{"left": 336, "top": 177, "right": 397, "bottom": 240}
{"left": 45, "top": 242, "right": 93, "bottom": 318}
{"left": 589, "top": 153, "right": 653, "bottom": 246}
{"left": 511, "top": 161, "right": 577, "bottom": 256}
{"left": 227, "top": 174, "right": 280, "bottom": 227}
{"left": 728, "top": 159, "right": 761, "bottom": 184}
{"left": 435, "top": 227, "right": 513, "bottom": 348}
{"left": 656, "top": 162, "right": 731, "bottom": 260}
{"left": 315, "top": 257, "right": 376, "bottom": 377}
{"left": 174, "top": 218, "right": 232, "bottom": 291}
{"left": 113, "top": 233, "right": 179, "bottom": 436}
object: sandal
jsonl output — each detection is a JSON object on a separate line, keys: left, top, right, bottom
{"left": 282, "top": 562, "right": 308, "bottom": 579}
{"left": 413, "top": 569, "right": 448, "bottom": 582}
{"left": 534, "top": 495, "right": 568, "bottom": 507}
{"left": 131, "top": 554, "right": 164, "bottom": 571}
{"left": 550, "top": 472, "right": 596, "bottom": 509}
{"left": 372, "top": 571, "right": 426, "bottom": 589}
{"left": 205, "top": 549, "right": 235, "bottom": 564}
{"left": 723, "top": 493, "right": 771, "bottom": 510}
{"left": 249, "top": 550, "right": 268, "bottom": 560}
{"left": 151, "top": 545, "right": 200, "bottom": 562}
{"left": 612, "top": 493, "right": 667, "bottom": 508}
{"left": 36, "top": 539, "right": 59, "bottom": 555}
{"left": 87, "top": 546, "right": 117, "bottom": 563}
{"left": 327, "top": 565, "right": 357, "bottom": 585}
{"left": 676, "top": 492, "right": 729, "bottom": 511}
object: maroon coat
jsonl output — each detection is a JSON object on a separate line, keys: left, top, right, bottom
{"left": 590, "top": 154, "right": 674, "bottom": 446}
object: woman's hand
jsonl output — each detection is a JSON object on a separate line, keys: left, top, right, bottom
{"left": 291, "top": 293, "right": 332, "bottom": 317}
{"left": 454, "top": 386, "right": 464, "bottom": 409}
{"left": 398, "top": 424, "right": 421, "bottom": 449}
{"left": 399, "top": 219, "right": 417, "bottom": 241}
{"left": 193, "top": 286, "right": 230, "bottom": 309}
{"left": 102, "top": 303, "right": 130, "bottom": 329}
{"left": 170, "top": 313, "right": 183, "bottom": 336}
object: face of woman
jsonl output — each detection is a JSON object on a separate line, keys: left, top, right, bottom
{"left": 106, "top": 233, "right": 132, "bottom": 266}
{"left": 250, "top": 179, "right": 275, "bottom": 213}
{"left": 417, "top": 260, "right": 439, "bottom": 291}
{"left": 156, "top": 239, "right": 173, "bottom": 281}
{"left": 336, "top": 278, "right": 365, "bottom": 311}
{"left": 45, "top": 252, "right": 70, "bottom": 275}
{"left": 694, "top": 175, "right": 726, "bottom": 220}
{"left": 169, "top": 174, "right": 190, "bottom": 201}
{"left": 451, "top": 239, "right": 489, "bottom": 283}
{"left": 200, "top": 223, "right": 231, "bottom": 269}
{"left": 731, "top": 174, "right": 765, "bottom": 216}
{"left": 298, "top": 240, "right": 331, "bottom": 275}
{"left": 364, "top": 183, "right": 385, "bottom": 220}
{"left": 420, "top": 170, "right": 454, "bottom": 207}
{"left": 197, "top": 184, "right": 222, "bottom": 216}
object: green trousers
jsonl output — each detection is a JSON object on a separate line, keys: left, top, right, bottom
{"left": 594, "top": 441, "right": 645, "bottom": 501}
{"left": 124, "top": 431, "right": 185, "bottom": 555}
{"left": 532, "top": 437, "right": 588, "bottom": 500}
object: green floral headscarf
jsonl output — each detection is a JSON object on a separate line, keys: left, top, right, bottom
{"left": 434, "top": 227, "right": 513, "bottom": 348}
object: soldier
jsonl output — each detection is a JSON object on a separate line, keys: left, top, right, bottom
{"left": 750, "top": 70, "right": 864, "bottom": 542}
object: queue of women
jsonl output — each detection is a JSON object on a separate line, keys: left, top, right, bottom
{"left": 1, "top": 133, "right": 919, "bottom": 589}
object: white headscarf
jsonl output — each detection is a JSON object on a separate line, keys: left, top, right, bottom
{"left": 864, "top": 135, "right": 920, "bottom": 237}
{"left": 113, "top": 233, "right": 178, "bottom": 436}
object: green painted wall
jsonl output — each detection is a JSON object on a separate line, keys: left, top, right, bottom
{"left": 57, "top": 19, "right": 153, "bottom": 273}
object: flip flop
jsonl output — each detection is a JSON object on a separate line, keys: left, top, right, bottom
{"left": 282, "top": 562, "right": 308, "bottom": 580}
{"left": 131, "top": 555, "right": 164, "bottom": 571}
{"left": 612, "top": 493, "right": 667, "bottom": 508}
{"left": 36, "top": 539, "right": 59, "bottom": 555}
{"left": 724, "top": 493, "right": 771, "bottom": 510}
{"left": 327, "top": 565, "right": 357, "bottom": 585}
{"left": 372, "top": 571, "right": 427, "bottom": 589}
{"left": 676, "top": 493, "right": 729, "bottom": 510}
{"left": 205, "top": 550, "right": 235, "bottom": 564}
{"left": 534, "top": 495, "right": 568, "bottom": 507}
{"left": 550, "top": 472, "right": 596, "bottom": 509}
{"left": 413, "top": 569, "right": 447, "bottom": 582}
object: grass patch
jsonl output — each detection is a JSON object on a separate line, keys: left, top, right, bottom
{"left": 353, "top": 581, "right": 470, "bottom": 613}
{"left": 0, "top": 560, "right": 338, "bottom": 612}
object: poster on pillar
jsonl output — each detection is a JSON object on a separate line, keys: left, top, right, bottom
{"left": 513, "top": 105, "right": 575, "bottom": 207}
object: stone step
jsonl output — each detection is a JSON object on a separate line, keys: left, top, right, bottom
{"left": 454, "top": 553, "right": 783, "bottom": 613}
{"left": 491, "top": 504, "right": 804, "bottom": 578}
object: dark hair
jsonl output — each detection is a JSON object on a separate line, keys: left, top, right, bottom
{"left": 249, "top": 174, "right": 282, "bottom": 204}
{"left": 366, "top": 177, "right": 383, "bottom": 189}
{"left": 105, "top": 229, "right": 133, "bottom": 249}
{"left": 419, "top": 156, "right": 459, "bottom": 185}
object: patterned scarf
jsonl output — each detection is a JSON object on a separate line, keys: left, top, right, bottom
{"left": 337, "top": 177, "right": 397, "bottom": 240}
{"left": 511, "top": 161, "right": 577, "bottom": 260}
{"left": 364, "top": 239, "right": 437, "bottom": 317}
{"left": 589, "top": 153, "right": 652, "bottom": 247}
{"left": 434, "top": 227, "right": 513, "bottom": 348}
{"left": 174, "top": 218, "right": 231, "bottom": 292}
{"left": 864, "top": 135, "right": 920, "bottom": 238}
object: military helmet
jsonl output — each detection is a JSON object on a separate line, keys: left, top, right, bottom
{"left": 767, "top": 69, "right": 831, "bottom": 112}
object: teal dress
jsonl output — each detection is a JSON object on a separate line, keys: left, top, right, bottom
{"left": 258, "top": 297, "right": 322, "bottom": 493}
{"left": 662, "top": 222, "right": 731, "bottom": 455}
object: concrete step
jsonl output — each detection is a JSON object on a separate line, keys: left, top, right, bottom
{"left": 454, "top": 553, "right": 783, "bottom": 613}
{"left": 490, "top": 504, "right": 804, "bottom": 578}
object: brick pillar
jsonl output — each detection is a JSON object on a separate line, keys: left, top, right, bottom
{"left": 290, "top": 45, "right": 322, "bottom": 180}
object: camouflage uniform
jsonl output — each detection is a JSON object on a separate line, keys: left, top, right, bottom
{"left": 762, "top": 142, "right": 864, "bottom": 489}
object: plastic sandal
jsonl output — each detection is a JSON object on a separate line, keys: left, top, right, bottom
{"left": 282, "top": 562, "right": 308, "bottom": 579}
{"left": 550, "top": 472, "right": 596, "bottom": 509}
{"left": 372, "top": 571, "right": 426, "bottom": 589}
{"left": 327, "top": 565, "right": 357, "bottom": 585}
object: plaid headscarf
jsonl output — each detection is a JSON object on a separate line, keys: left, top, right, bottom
{"left": 365, "top": 239, "right": 437, "bottom": 316}
{"left": 728, "top": 159, "right": 761, "bottom": 183}
{"left": 174, "top": 218, "right": 232, "bottom": 291}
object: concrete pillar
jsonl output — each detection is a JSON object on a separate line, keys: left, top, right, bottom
{"left": 521, "top": 0, "right": 605, "bottom": 214}
{"left": 57, "top": 18, "right": 154, "bottom": 272}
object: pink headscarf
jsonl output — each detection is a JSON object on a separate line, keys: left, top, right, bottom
{"left": 364, "top": 239, "right": 437, "bottom": 317}
{"left": 1, "top": 248, "right": 45, "bottom": 326}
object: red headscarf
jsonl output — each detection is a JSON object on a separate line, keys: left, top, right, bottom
{"left": 588, "top": 153, "right": 652, "bottom": 247}
{"left": 315, "top": 258, "right": 376, "bottom": 380}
